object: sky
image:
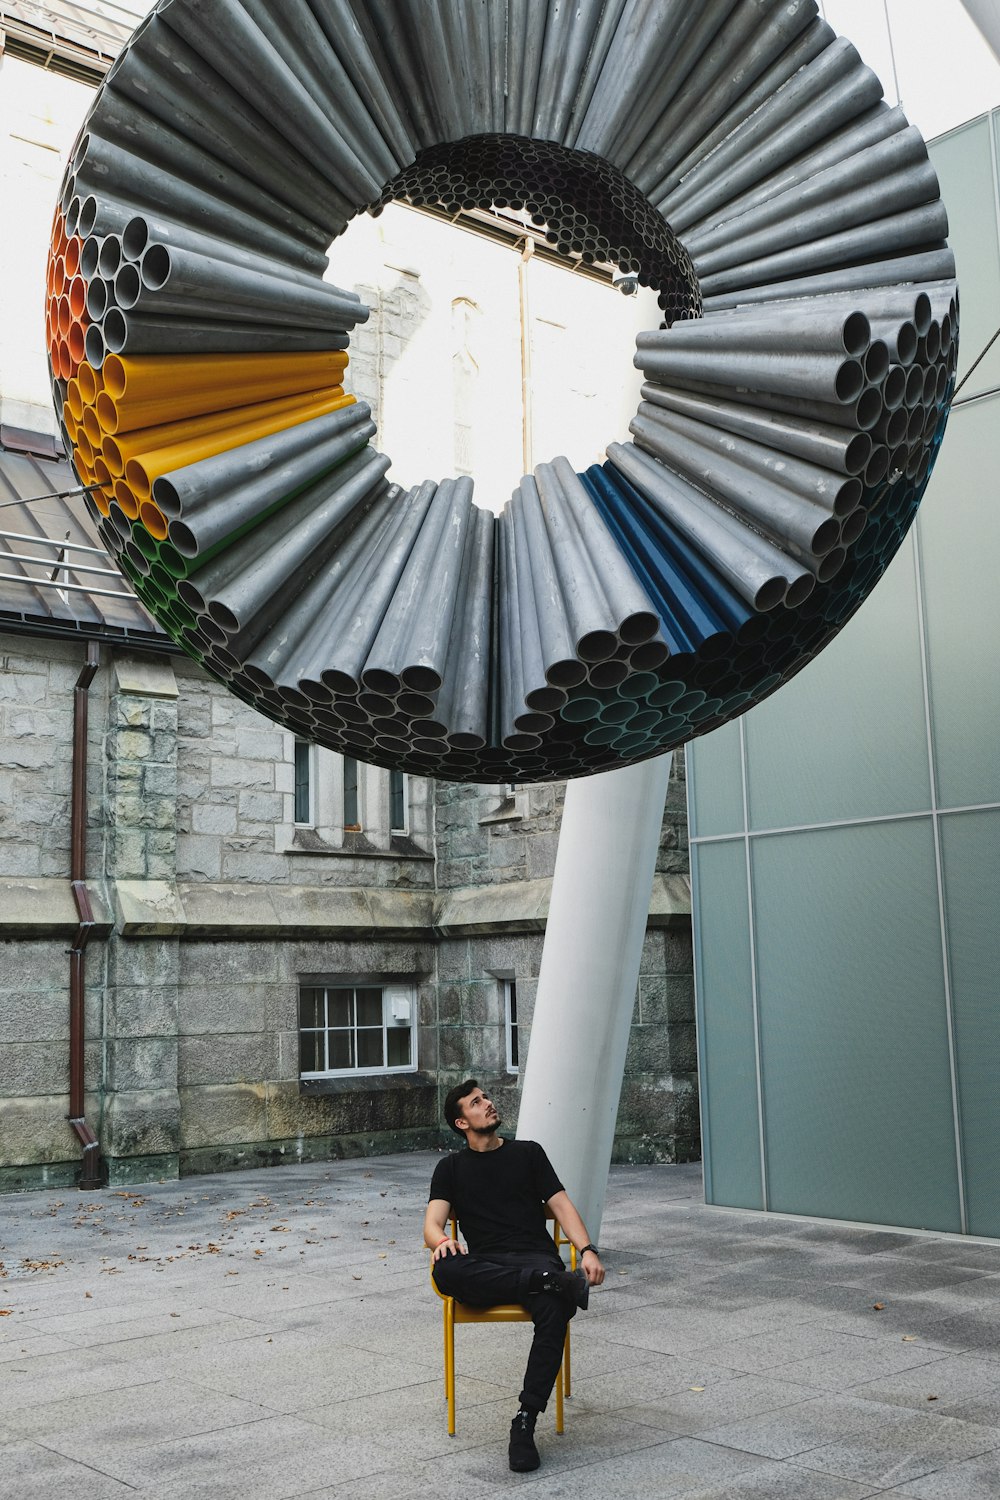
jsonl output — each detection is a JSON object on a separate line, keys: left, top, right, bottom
{"left": 820, "top": 0, "right": 1000, "bottom": 139}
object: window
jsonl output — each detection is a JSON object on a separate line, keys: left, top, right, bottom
{"left": 294, "top": 739, "right": 312, "bottom": 824}
{"left": 343, "top": 756, "right": 359, "bottom": 828}
{"left": 390, "top": 768, "right": 407, "bottom": 832}
{"left": 299, "top": 983, "right": 416, "bottom": 1077}
{"left": 504, "top": 979, "right": 519, "bottom": 1073}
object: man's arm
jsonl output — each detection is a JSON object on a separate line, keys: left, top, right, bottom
{"left": 545, "top": 1189, "right": 605, "bottom": 1286}
{"left": 424, "top": 1197, "right": 467, "bottom": 1259}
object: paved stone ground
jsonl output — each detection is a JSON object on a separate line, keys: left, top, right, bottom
{"left": 3, "top": 1155, "right": 1000, "bottom": 1499}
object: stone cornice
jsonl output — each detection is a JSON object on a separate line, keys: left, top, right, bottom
{"left": 0, "top": 873, "right": 690, "bottom": 939}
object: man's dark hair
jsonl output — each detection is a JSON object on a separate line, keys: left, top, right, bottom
{"left": 443, "top": 1078, "right": 479, "bottom": 1136}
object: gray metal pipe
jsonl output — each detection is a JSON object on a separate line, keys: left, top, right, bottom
{"left": 691, "top": 159, "right": 941, "bottom": 280}
{"left": 101, "top": 308, "right": 346, "bottom": 357}
{"left": 507, "top": 496, "right": 552, "bottom": 722}
{"left": 364, "top": 476, "right": 474, "bottom": 693}
{"left": 700, "top": 249, "right": 956, "bottom": 311}
{"left": 698, "top": 201, "right": 951, "bottom": 297}
{"left": 687, "top": 126, "right": 930, "bottom": 263}
{"left": 119, "top": 242, "right": 366, "bottom": 330}
{"left": 73, "top": 133, "right": 327, "bottom": 275}
{"left": 166, "top": 408, "right": 377, "bottom": 558}
{"left": 630, "top": 414, "right": 842, "bottom": 558}
{"left": 654, "top": 16, "right": 834, "bottom": 201}
{"left": 122, "top": 215, "right": 338, "bottom": 296}
{"left": 159, "top": 0, "right": 382, "bottom": 208}
{"left": 639, "top": 382, "right": 873, "bottom": 477}
{"left": 634, "top": 401, "right": 861, "bottom": 518}
{"left": 111, "top": 14, "right": 352, "bottom": 230}
{"left": 636, "top": 344, "right": 865, "bottom": 405}
{"left": 606, "top": 441, "right": 809, "bottom": 610}
{"left": 681, "top": 103, "right": 908, "bottom": 250}
{"left": 627, "top": 0, "right": 817, "bottom": 190}
{"left": 435, "top": 506, "right": 494, "bottom": 749}
{"left": 515, "top": 476, "right": 586, "bottom": 689}
{"left": 551, "top": 456, "right": 661, "bottom": 643}
{"left": 657, "top": 36, "right": 878, "bottom": 216}
{"left": 638, "top": 308, "right": 872, "bottom": 358}
{"left": 307, "top": 0, "right": 419, "bottom": 165}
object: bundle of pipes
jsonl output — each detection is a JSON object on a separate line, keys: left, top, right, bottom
{"left": 49, "top": 0, "right": 958, "bottom": 783}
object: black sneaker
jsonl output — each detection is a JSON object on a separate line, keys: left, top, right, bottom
{"left": 508, "top": 1409, "right": 540, "bottom": 1472}
{"left": 544, "top": 1267, "right": 590, "bottom": 1309}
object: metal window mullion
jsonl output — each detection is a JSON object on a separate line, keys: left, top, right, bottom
{"left": 739, "top": 715, "right": 768, "bottom": 1213}
{"left": 911, "top": 522, "right": 968, "bottom": 1234}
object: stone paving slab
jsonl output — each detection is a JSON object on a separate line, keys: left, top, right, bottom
{"left": 3, "top": 1156, "right": 1000, "bottom": 1498}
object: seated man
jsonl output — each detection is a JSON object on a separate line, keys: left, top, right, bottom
{"left": 424, "top": 1078, "right": 605, "bottom": 1473}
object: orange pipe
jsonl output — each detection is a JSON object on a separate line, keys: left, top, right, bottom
{"left": 68, "top": 322, "right": 87, "bottom": 365}
{"left": 124, "top": 391, "right": 356, "bottom": 500}
{"left": 57, "top": 340, "right": 72, "bottom": 380}
{"left": 69, "top": 276, "right": 88, "bottom": 319}
{"left": 57, "top": 296, "right": 71, "bottom": 335}
{"left": 65, "top": 237, "right": 82, "bottom": 278}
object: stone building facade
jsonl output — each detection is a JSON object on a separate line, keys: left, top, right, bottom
{"left": 1, "top": 621, "right": 697, "bottom": 1194}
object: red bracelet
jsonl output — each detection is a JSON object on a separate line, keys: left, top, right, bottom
{"left": 436, "top": 1234, "right": 452, "bottom": 1246}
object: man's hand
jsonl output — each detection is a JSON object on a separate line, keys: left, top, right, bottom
{"left": 581, "top": 1248, "right": 605, "bottom": 1286}
{"left": 432, "top": 1236, "right": 467, "bottom": 1261}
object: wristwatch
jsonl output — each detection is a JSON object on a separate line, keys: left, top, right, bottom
{"left": 581, "top": 1243, "right": 599, "bottom": 1256}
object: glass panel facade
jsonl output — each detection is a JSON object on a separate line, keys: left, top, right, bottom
{"left": 688, "top": 716, "right": 744, "bottom": 839}
{"left": 744, "top": 535, "right": 931, "bottom": 830}
{"left": 919, "top": 400, "right": 1000, "bottom": 811}
{"left": 691, "top": 839, "right": 762, "bottom": 1210}
{"left": 934, "top": 118, "right": 1000, "bottom": 402}
{"left": 753, "top": 821, "right": 961, "bottom": 1231}
{"left": 941, "top": 810, "right": 1000, "bottom": 1238}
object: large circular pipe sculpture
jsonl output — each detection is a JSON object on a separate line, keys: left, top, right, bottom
{"left": 46, "top": 0, "right": 958, "bottom": 784}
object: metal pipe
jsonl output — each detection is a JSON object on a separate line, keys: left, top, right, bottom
{"left": 639, "top": 382, "right": 873, "bottom": 477}
{"left": 435, "top": 506, "right": 495, "bottom": 748}
{"left": 636, "top": 344, "right": 865, "bottom": 405}
{"left": 69, "top": 640, "right": 103, "bottom": 1190}
{"left": 607, "top": 441, "right": 812, "bottom": 608}
{"left": 101, "top": 308, "right": 346, "bottom": 358}
{"left": 638, "top": 308, "right": 872, "bottom": 358}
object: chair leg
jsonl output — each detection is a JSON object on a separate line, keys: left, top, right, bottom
{"left": 564, "top": 1321, "right": 572, "bottom": 1398}
{"left": 445, "top": 1300, "right": 456, "bottom": 1436}
{"left": 555, "top": 1336, "right": 565, "bottom": 1434}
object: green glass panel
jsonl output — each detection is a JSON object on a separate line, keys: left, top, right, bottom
{"left": 692, "top": 838, "right": 762, "bottom": 1210}
{"left": 752, "top": 820, "right": 960, "bottom": 1231}
{"left": 688, "top": 715, "right": 744, "bottom": 839}
{"left": 918, "top": 399, "right": 1000, "bottom": 810}
{"left": 743, "top": 533, "right": 930, "bottom": 829}
{"left": 940, "top": 810, "right": 1000, "bottom": 1238}
{"left": 930, "top": 119, "right": 1000, "bottom": 401}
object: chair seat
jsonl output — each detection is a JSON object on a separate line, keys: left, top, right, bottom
{"left": 453, "top": 1301, "right": 531, "bottom": 1323}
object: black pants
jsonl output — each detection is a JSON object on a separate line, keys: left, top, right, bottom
{"left": 433, "top": 1250, "right": 576, "bottom": 1413}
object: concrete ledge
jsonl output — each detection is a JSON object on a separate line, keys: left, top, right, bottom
{"left": 178, "top": 1128, "right": 442, "bottom": 1178}
{"left": 434, "top": 877, "right": 552, "bottom": 936}
{"left": 178, "top": 883, "right": 436, "bottom": 938}
{"left": 113, "top": 655, "right": 178, "bottom": 698}
{"left": 114, "top": 879, "right": 187, "bottom": 935}
{"left": 0, "top": 877, "right": 113, "bottom": 937}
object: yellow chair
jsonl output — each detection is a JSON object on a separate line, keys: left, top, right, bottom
{"left": 430, "top": 1211, "right": 575, "bottom": 1437}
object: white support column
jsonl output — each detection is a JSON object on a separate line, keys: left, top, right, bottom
{"left": 516, "top": 752, "right": 673, "bottom": 1243}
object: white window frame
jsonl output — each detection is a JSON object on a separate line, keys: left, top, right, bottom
{"left": 299, "top": 980, "right": 417, "bottom": 1079}
{"left": 293, "top": 737, "right": 313, "bottom": 826}
{"left": 390, "top": 768, "right": 408, "bottom": 834}
{"left": 503, "top": 977, "right": 519, "bottom": 1073}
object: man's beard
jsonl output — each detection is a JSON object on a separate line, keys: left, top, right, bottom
{"left": 470, "top": 1115, "right": 502, "bottom": 1138}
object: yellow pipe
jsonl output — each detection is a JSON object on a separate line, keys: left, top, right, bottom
{"left": 82, "top": 407, "right": 103, "bottom": 445}
{"left": 65, "top": 377, "right": 84, "bottom": 422}
{"left": 138, "top": 499, "right": 170, "bottom": 540}
{"left": 77, "top": 361, "right": 102, "bottom": 405}
{"left": 101, "top": 387, "right": 348, "bottom": 478}
{"left": 113, "top": 480, "right": 140, "bottom": 521}
{"left": 124, "top": 391, "right": 356, "bottom": 500}
{"left": 102, "top": 349, "right": 349, "bottom": 409}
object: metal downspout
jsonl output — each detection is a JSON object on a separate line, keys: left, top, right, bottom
{"left": 68, "top": 640, "right": 103, "bottom": 1189}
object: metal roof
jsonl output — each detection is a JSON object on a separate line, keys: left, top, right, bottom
{"left": 0, "top": 440, "right": 173, "bottom": 649}
{"left": 0, "top": 1, "right": 149, "bottom": 81}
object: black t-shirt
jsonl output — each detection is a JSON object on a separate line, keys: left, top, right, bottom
{"left": 429, "top": 1138, "right": 564, "bottom": 1257}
